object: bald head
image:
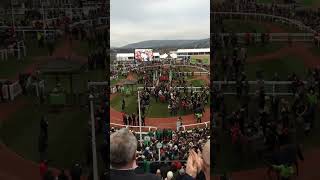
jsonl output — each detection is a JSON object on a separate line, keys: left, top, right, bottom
{"left": 110, "top": 128, "right": 137, "bottom": 169}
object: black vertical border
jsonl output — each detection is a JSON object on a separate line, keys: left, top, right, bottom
{"left": 105, "top": 0, "right": 111, "bottom": 179}
{"left": 210, "top": 0, "right": 215, "bottom": 176}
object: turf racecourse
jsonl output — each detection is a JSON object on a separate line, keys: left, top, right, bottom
{"left": 0, "top": 38, "right": 107, "bottom": 177}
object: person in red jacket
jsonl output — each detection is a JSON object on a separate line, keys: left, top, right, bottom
{"left": 39, "top": 160, "right": 48, "bottom": 180}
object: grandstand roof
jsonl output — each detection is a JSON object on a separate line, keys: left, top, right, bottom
{"left": 176, "top": 48, "right": 210, "bottom": 53}
{"left": 116, "top": 53, "right": 134, "bottom": 58}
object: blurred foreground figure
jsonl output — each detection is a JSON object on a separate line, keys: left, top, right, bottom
{"left": 185, "top": 140, "right": 210, "bottom": 180}
{"left": 110, "top": 128, "right": 160, "bottom": 180}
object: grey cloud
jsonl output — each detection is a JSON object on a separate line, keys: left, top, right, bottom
{"left": 111, "top": 0, "right": 209, "bottom": 47}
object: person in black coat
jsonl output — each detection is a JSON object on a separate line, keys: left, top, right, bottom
{"left": 70, "top": 163, "right": 82, "bottom": 180}
{"left": 57, "top": 169, "right": 68, "bottom": 180}
{"left": 43, "top": 170, "right": 55, "bottom": 180}
{"left": 0, "top": 82, "right": 4, "bottom": 102}
{"left": 40, "top": 116, "right": 48, "bottom": 139}
{"left": 110, "top": 128, "right": 160, "bottom": 180}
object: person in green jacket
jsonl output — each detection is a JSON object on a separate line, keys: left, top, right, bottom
{"left": 143, "top": 159, "right": 151, "bottom": 173}
{"left": 272, "top": 164, "right": 294, "bottom": 180}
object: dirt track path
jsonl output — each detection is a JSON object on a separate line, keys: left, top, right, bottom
{"left": 248, "top": 43, "right": 320, "bottom": 68}
{"left": 231, "top": 149, "right": 320, "bottom": 180}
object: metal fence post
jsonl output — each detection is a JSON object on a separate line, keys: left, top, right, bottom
{"left": 89, "top": 94, "right": 99, "bottom": 180}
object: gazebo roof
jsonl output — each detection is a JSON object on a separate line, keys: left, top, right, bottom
{"left": 122, "top": 79, "right": 137, "bottom": 85}
{"left": 39, "top": 58, "right": 86, "bottom": 75}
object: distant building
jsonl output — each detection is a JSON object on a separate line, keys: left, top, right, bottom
{"left": 153, "top": 52, "right": 160, "bottom": 61}
{"left": 176, "top": 48, "right": 210, "bottom": 59}
{"left": 116, "top": 53, "right": 134, "bottom": 62}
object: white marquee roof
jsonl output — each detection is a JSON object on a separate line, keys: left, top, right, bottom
{"left": 170, "top": 53, "right": 178, "bottom": 58}
{"left": 116, "top": 53, "right": 134, "bottom": 58}
{"left": 176, "top": 48, "right": 210, "bottom": 53}
{"left": 160, "top": 53, "right": 168, "bottom": 59}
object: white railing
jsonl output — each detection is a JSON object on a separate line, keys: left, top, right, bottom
{"left": 6, "top": 41, "right": 27, "bottom": 60}
{"left": 9, "top": 81, "right": 22, "bottom": 101}
{"left": 1, "top": 84, "right": 9, "bottom": 100}
{"left": 137, "top": 64, "right": 209, "bottom": 73}
{"left": 110, "top": 123, "right": 158, "bottom": 132}
{"left": 32, "top": 80, "right": 45, "bottom": 97}
{"left": 182, "top": 121, "right": 210, "bottom": 131}
{"left": 212, "top": 12, "right": 316, "bottom": 33}
{"left": 218, "top": 32, "right": 315, "bottom": 43}
{"left": 136, "top": 86, "right": 209, "bottom": 92}
{"left": 213, "top": 81, "right": 314, "bottom": 96}
{"left": 0, "top": 49, "right": 8, "bottom": 61}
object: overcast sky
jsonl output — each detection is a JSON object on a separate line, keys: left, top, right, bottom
{"left": 110, "top": 0, "right": 210, "bottom": 47}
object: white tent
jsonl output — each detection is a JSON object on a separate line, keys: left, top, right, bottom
{"left": 170, "top": 53, "right": 177, "bottom": 59}
{"left": 160, "top": 53, "right": 168, "bottom": 59}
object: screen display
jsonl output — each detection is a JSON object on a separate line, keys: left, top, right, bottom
{"left": 135, "top": 49, "right": 153, "bottom": 61}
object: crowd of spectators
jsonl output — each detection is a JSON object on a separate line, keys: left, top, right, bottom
{"left": 110, "top": 128, "right": 210, "bottom": 180}
{"left": 129, "top": 66, "right": 209, "bottom": 119}
{"left": 212, "top": 5, "right": 320, "bottom": 179}
{"left": 212, "top": 0, "right": 320, "bottom": 32}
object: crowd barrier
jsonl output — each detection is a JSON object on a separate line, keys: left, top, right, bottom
{"left": 110, "top": 123, "right": 158, "bottom": 132}
{"left": 0, "top": 49, "right": 8, "bottom": 61}
{"left": 212, "top": 12, "right": 316, "bottom": 33}
{"left": 218, "top": 32, "right": 315, "bottom": 43}
{"left": 8, "top": 81, "right": 22, "bottom": 101}
{"left": 136, "top": 86, "right": 209, "bottom": 92}
{"left": 213, "top": 80, "right": 314, "bottom": 96}
{"left": 138, "top": 64, "right": 210, "bottom": 73}
{"left": 182, "top": 121, "right": 210, "bottom": 131}
{"left": 1, "top": 84, "right": 9, "bottom": 100}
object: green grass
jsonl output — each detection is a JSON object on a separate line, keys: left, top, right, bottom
{"left": 309, "top": 46, "right": 320, "bottom": 56}
{"left": 245, "top": 55, "right": 307, "bottom": 80}
{"left": 190, "top": 55, "right": 210, "bottom": 65}
{"left": 43, "top": 70, "right": 106, "bottom": 94}
{"left": 190, "top": 79, "right": 206, "bottom": 87}
{"left": 247, "top": 43, "right": 284, "bottom": 57}
{"left": 110, "top": 93, "right": 201, "bottom": 118}
{"left": 223, "top": 20, "right": 268, "bottom": 33}
{"left": 0, "top": 57, "right": 33, "bottom": 79}
{"left": 300, "top": 0, "right": 320, "bottom": 7}
{"left": 111, "top": 76, "right": 126, "bottom": 86}
{"left": 0, "top": 97, "right": 89, "bottom": 169}
{"left": 0, "top": 41, "right": 51, "bottom": 79}
{"left": 215, "top": 44, "right": 284, "bottom": 62}
{"left": 74, "top": 41, "right": 92, "bottom": 56}
{"left": 222, "top": 20, "right": 303, "bottom": 33}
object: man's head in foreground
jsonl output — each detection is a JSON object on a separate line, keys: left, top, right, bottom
{"left": 110, "top": 128, "right": 137, "bottom": 169}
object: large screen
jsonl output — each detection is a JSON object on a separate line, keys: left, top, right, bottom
{"left": 135, "top": 49, "right": 153, "bottom": 61}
